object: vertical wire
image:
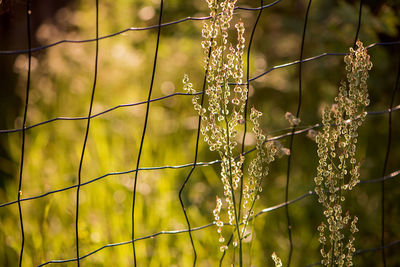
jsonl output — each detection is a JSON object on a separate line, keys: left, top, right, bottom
{"left": 131, "top": 0, "right": 164, "bottom": 265}
{"left": 239, "top": 0, "right": 264, "bottom": 224}
{"left": 381, "top": 54, "right": 400, "bottom": 267}
{"left": 178, "top": 42, "right": 213, "bottom": 267}
{"left": 219, "top": 1, "right": 264, "bottom": 264}
{"left": 17, "top": 1, "right": 32, "bottom": 266}
{"left": 240, "top": 0, "right": 263, "bottom": 262}
{"left": 75, "top": 0, "right": 99, "bottom": 265}
{"left": 219, "top": 234, "right": 233, "bottom": 266}
{"left": 285, "top": 0, "right": 312, "bottom": 266}
{"left": 353, "top": 0, "right": 363, "bottom": 48}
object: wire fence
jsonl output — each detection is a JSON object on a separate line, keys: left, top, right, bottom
{"left": 0, "top": 0, "right": 399, "bottom": 266}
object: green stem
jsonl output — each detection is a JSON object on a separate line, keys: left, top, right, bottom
{"left": 212, "top": 4, "right": 242, "bottom": 265}
{"left": 222, "top": 89, "right": 242, "bottom": 266}
{"left": 220, "top": 60, "right": 242, "bottom": 267}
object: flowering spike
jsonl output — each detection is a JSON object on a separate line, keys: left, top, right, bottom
{"left": 314, "top": 40, "right": 372, "bottom": 266}
{"left": 183, "top": 0, "right": 278, "bottom": 258}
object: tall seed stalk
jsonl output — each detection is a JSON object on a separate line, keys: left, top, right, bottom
{"left": 184, "top": 0, "right": 278, "bottom": 265}
{"left": 314, "top": 40, "right": 372, "bottom": 266}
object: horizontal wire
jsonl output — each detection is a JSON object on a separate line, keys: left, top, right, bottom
{"left": 354, "top": 239, "right": 400, "bottom": 255}
{"left": 4, "top": 1, "right": 398, "bottom": 57}
{"left": 0, "top": 92, "right": 202, "bottom": 134}
{"left": 1, "top": 111, "right": 399, "bottom": 208}
{"left": 0, "top": 125, "right": 315, "bottom": 208}
{"left": 1, "top": 48, "right": 399, "bottom": 134}
{"left": 0, "top": 119, "right": 397, "bottom": 209}
{"left": 35, "top": 174, "right": 400, "bottom": 266}
{"left": 359, "top": 169, "right": 400, "bottom": 184}
{"left": 0, "top": 1, "right": 282, "bottom": 56}
{"left": 36, "top": 224, "right": 216, "bottom": 266}
{"left": 33, "top": 191, "right": 318, "bottom": 266}
{"left": 365, "top": 104, "right": 400, "bottom": 115}
{"left": 230, "top": 41, "right": 400, "bottom": 86}
{"left": 305, "top": 239, "right": 400, "bottom": 267}
{"left": 0, "top": 159, "right": 217, "bottom": 208}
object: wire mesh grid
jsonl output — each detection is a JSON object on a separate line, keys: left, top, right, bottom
{"left": 0, "top": 0, "right": 399, "bottom": 266}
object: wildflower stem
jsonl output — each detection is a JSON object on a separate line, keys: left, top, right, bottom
{"left": 222, "top": 80, "right": 242, "bottom": 266}
{"left": 314, "top": 40, "right": 372, "bottom": 266}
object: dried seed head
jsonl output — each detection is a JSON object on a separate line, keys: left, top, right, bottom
{"left": 314, "top": 41, "right": 371, "bottom": 266}
{"left": 271, "top": 252, "right": 283, "bottom": 267}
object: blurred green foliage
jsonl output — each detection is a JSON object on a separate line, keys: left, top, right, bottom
{"left": 0, "top": 0, "right": 399, "bottom": 266}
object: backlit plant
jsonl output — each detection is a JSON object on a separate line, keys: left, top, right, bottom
{"left": 314, "top": 40, "right": 372, "bottom": 266}
{"left": 184, "top": 0, "right": 278, "bottom": 265}
{"left": 185, "top": 1, "right": 374, "bottom": 266}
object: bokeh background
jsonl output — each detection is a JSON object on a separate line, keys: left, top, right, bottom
{"left": 0, "top": 0, "right": 399, "bottom": 266}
